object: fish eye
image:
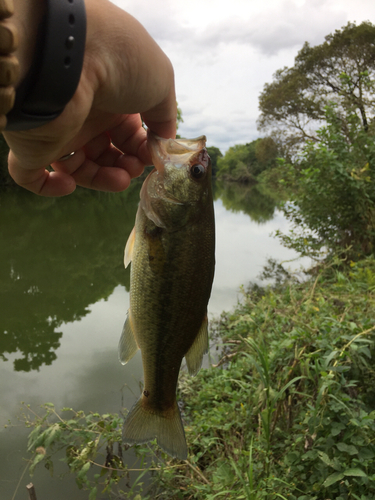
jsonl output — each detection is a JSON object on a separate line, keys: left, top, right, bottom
{"left": 190, "top": 163, "right": 205, "bottom": 179}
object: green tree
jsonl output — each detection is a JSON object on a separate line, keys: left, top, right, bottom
{"left": 206, "top": 146, "right": 222, "bottom": 176}
{"left": 217, "top": 138, "right": 278, "bottom": 182}
{"left": 176, "top": 103, "right": 183, "bottom": 130}
{"left": 277, "top": 104, "right": 375, "bottom": 257}
{"left": 258, "top": 22, "right": 375, "bottom": 153}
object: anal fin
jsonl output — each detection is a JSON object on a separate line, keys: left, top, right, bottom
{"left": 118, "top": 311, "right": 139, "bottom": 365}
{"left": 185, "top": 315, "right": 209, "bottom": 376}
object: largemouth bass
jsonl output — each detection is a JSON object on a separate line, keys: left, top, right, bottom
{"left": 119, "top": 130, "right": 215, "bottom": 460}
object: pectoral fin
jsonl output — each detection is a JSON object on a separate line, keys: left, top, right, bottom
{"left": 118, "top": 312, "right": 139, "bottom": 365}
{"left": 185, "top": 315, "right": 209, "bottom": 376}
{"left": 124, "top": 226, "right": 136, "bottom": 268}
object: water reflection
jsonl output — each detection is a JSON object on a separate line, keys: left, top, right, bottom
{"left": 214, "top": 179, "right": 279, "bottom": 223}
{"left": 0, "top": 179, "right": 285, "bottom": 374}
{"left": 0, "top": 178, "right": 305, "bottom": 499}
{"left": 0, "top": 184, "right": 140, "bottom": 372}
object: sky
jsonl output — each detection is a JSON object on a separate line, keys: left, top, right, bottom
{"left": 111, "top": 0, "right": 375, "bottom": 152}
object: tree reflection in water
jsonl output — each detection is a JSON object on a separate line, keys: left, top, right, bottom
{"left": 0, "top": 182, "right": 140, "bottom": 371}
{"left": 213, "top": 179, "right": 281, "bottom": 224}
{"left": 0, "top": 176, "right": 283, "bottom": 372}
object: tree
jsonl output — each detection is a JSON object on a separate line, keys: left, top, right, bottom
{"left": 277, "top": 104, "right": 375, "bottom": 257}
{"left": 177, "top": 103, "right": 183, "bottom": 130}
{"left": 206, "top": 146, "right": 222, "bottom": 176}
{"left": 216, "top": 138, "right": 279, "bottom": 182}
{"left": 0, "top": 134, "right": 11, "bottom": 187}
{"left": 258, "top": 22, "right": 375, "bottom": 153}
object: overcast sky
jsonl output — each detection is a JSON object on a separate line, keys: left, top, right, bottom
{"left": 111, "top": 0, "right": 375, "bottom": 152}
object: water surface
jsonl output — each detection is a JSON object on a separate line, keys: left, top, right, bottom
{"left": 0, "top": 181, "right": 306, "bottom": 499}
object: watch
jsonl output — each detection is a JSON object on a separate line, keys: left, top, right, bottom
{"left": 5, "top": 0, "right": 86, "bottom": 131}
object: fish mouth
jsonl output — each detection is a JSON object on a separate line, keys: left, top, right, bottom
{"left": 147, "top": 130, "right": 207, "bottom": 174}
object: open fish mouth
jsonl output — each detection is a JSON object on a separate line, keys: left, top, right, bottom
{"left": 147, "top": 130, "right": 207, "bottom": 174}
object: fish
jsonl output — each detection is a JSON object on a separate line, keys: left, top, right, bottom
{"left": 119, "top": 130, "right": 215, "bottom": 460}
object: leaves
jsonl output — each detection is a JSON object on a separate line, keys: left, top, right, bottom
{"left": 216, "top": 138, "right": 279, "bottom": 182}
{"left": 21, "top": 257, "right": 375, "bottom": 499}
{"left": 21, "top": 404, "right": 150, "bottom": 498}
{"left": 259, "top": 22, "right": 375, "bottom": 154}
{"left": 336, "top": 442, "right": 359, "bottom": 455}
{"left": 323, "top": 472, "right": 344, "bottom": 487}
{"left": 165, "top": 257, "right": 375, "bottom": 498}
{"left": 343, "top": 468, "right": 367, "bottom": 477}
{"left": 277, "top": 103, "right": 375, "bottom": 257}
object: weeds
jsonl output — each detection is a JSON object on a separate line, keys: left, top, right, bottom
{"left": 20, "top": 256, "right": 375, "bottom": 499}
{"left": 155, "top": 256, "right": 375, "bottom": 499}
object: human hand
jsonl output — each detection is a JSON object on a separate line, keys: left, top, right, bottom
{"left": 3, "top": 0, "right": 177, "bottom": 196}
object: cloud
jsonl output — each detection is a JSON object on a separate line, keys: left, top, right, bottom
{"left": 110, "top": 0, "right": 375, "bottom": 153}
{"left": 116, "top": 0, "right": 348, "bottom": 58}
{"left": 192, "top": 1, "right": 348, "bottom": 56}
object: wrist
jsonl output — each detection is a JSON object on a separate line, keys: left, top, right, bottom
{"left": 12, "top": 0, "right": 45, "bottom": 84}
{"left": 5, "top": 0, "right": 87, "bottom": 130}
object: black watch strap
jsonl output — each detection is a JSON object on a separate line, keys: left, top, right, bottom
{"left": 5, "top": 0, "right": 86, "bottom": 131}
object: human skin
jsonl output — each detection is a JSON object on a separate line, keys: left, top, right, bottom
{"left": 3, "top": 0, "right": 177, "bottom": 196}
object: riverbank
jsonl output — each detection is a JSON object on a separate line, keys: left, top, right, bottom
{"left": 154, "top": 255, "right": 375, "bottom": 499}
{"left": 18, "top": 255, "right": 375, "bottom": 499}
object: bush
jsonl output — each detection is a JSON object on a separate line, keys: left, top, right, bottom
{"left": 153, "top": 256, "right": 375, "bottom": 499}
{"left": 277, "top": 105, "right": 375, "bottom": 258}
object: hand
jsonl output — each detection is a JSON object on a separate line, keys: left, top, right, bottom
{"left": 3, "top": 0, "right": 177, "bottom": 196}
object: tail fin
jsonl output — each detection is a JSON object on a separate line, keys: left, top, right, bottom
{"left": 122, "top": 397, "right": 187, "bottom": 460}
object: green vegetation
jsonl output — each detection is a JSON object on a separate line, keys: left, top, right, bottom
{"left": 0, "top": 134, "right": 11, "bottom": 187}
{"left": 21, "top": 257, "right": 375, "bottom": 499}
{"left": 275, "top": 104, "right": 375, "bottom": 258}
{"left": 161, "top": 256, "right": 375, "bottom": 499}
{"left": 206, "top": 146, "right": 223, "bottom": 177}
{"left": 216, "top": 138, "right": 279, "bottom": 183}
{"left": 258, "top": 21, "right": 375, "bottom": 154}
{"left": 18, "top": 403, "right": 151, "bottom": 499}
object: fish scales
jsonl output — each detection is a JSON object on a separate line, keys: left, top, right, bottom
{"left": 119, "top": 131, "right": 215, "bottom": 459}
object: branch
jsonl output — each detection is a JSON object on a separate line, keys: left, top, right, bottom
{"left": 184, "top": 460, "right": 211, "bottom": 485}
{"left": 26, "top": 484, "right": 37, "bottom": 500}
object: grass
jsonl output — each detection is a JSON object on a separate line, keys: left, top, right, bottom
{"left": 152, "top": 256, "right": 375, "bottom": 499}
{"left": 20, "top": 255, "right": 375, "bottom": 500}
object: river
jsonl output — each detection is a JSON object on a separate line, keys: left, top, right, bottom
{"left": 0, "top": 180, "right": 308, "bottom": 499}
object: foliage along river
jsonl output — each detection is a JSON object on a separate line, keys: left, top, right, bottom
{"left": 0, "top": 178, "right": 307, "bottom": 499}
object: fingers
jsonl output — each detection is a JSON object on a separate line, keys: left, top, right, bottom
{"left": 109, "top": 115, "right": 150, "bottom": 166}
{"left": 5, "top": 1, "right": 178, "bottom": 197}
{"left": 8, "top": 151, "right": 77, "bottom": 197}
{"left": 69, "top": 158, "right": 132, "bottom": 192}
{"left": 7, "top": 115, "right": 150, "bottom": 196}
{"left": 52, "top": 145, "right": 132, "bottom": 193}
{"left": 141, "top": 94, "right": 178, "bottom": 141}
{"left": 52, "top": 126, "right": 147, "bottom": 192}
